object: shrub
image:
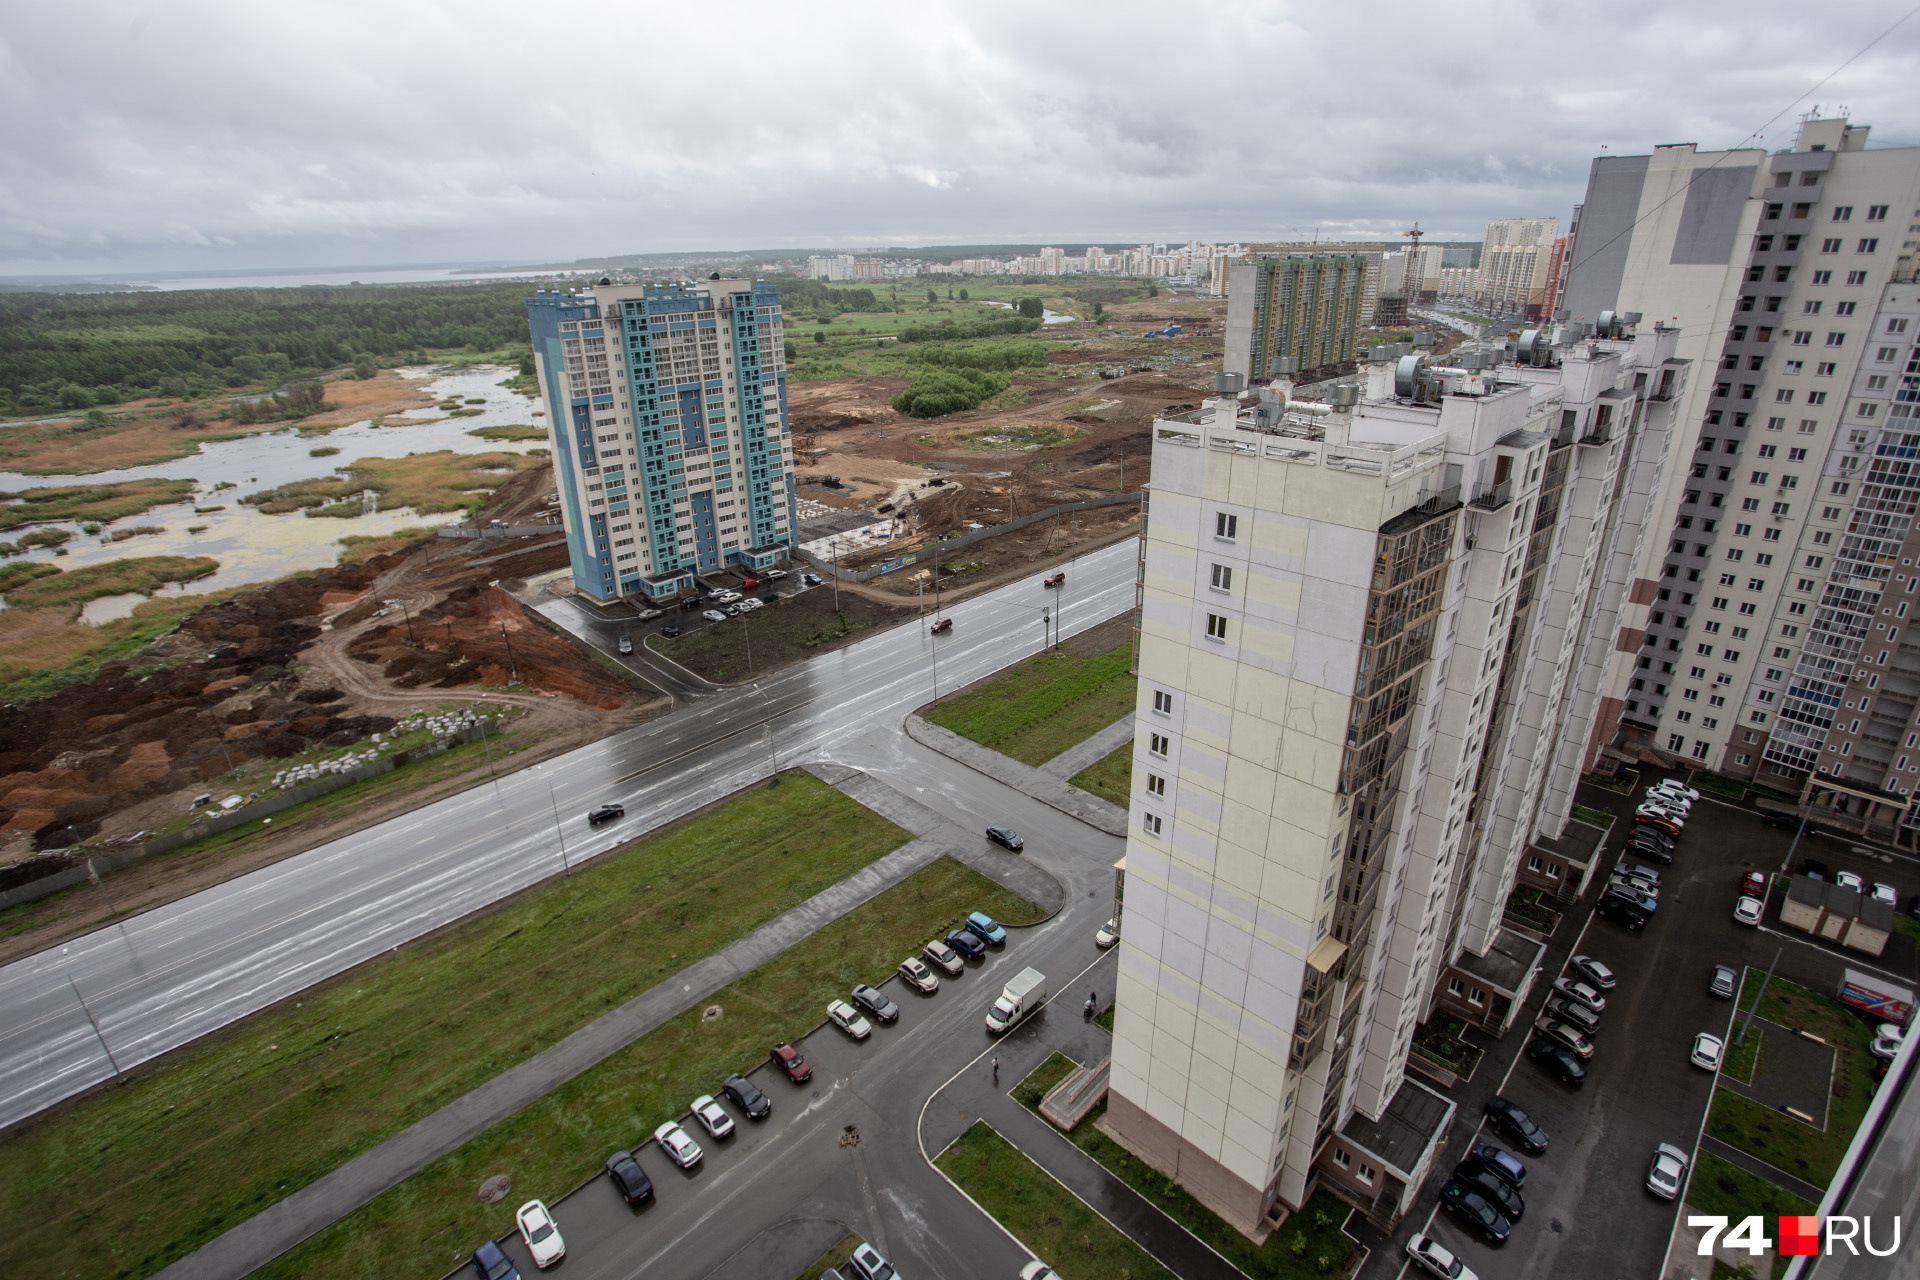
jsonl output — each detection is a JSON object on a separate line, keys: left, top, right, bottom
{"left": 898, "top": 316, "right": 1040, "bottom": 343}
{"left": 891, "top": 367, "right": 1010, "bottom": 418}
{"left": 907, "top": 343, "right": 1046, "bottom": 372}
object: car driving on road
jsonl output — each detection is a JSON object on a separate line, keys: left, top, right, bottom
{"left": 1095, "top": 918, "right": 1120, "bottom": 948}
{"left": 1691, "top": 1033, "right": 1726, "bottom": 1071}
{"left": 587, "top": 804, "right": 625, "bottom": 826}
{"left": 1646, "top": 1143, "right": 1690, "bottom": 1200}
{"left": 1734, "top": 895, "right": 1764, "bottom": 926}
{"left": 1710, "top": 965, "right": 1737, "bottom": 998}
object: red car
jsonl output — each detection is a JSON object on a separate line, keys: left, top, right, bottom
{"left": 771, "top": 1042, "right": 812, "bottom": 1083}
{"left": 1043, "top": 572, "right": 1065, "bottom": 588}
{"left": 1742, "top": 870, "right": 1768, "bottom": 898}
{"left": 1636, "top": 814, "right": 1682, "bottom": 839}
{"left": 742, "top": 577, "right": 760, "bottom": 589}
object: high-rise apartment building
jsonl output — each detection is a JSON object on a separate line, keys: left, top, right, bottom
{"left": 525, "top": 278, "right": 797, "bottom": 604}
{"left": 1105, "top": 320, "right": 1690, "bottom": 1235}
{"left": 1475, "top": 217, "right": 1560, "bottom": 318}
{"left": 1225, "top": 253, "right": 1373, "bottom": 383}
{"left": 1563, "top": 118, "right": 1920, "bottom": 826}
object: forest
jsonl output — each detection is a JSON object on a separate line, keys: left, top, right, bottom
{"left": 0, "top": 283, "right": 532, "bottom": 413}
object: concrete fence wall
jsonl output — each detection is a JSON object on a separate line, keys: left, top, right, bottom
{"left": 437, "top": 523, "right": 561, "bottom": 539}
{"left": 798, "top": 491, "right": 1140, "bottom": 584}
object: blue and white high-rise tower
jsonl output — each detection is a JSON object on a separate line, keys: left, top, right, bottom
{"left": 526, "top": 278, "right": 797, "bottom": 602}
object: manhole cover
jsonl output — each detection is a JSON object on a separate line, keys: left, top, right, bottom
{"left": 703, "top": 1005, "right": 723, "bottom": 1021}
{"left": 477, "top": 1174, "right": 512, "bottom": 1204}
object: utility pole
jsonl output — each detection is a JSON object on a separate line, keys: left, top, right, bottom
{"left": 546, "top": 780, "right": 572, "bottom": 876}
{"left": 1042, "top": 608, "right": 1051, "bottom": 650}
{"left": 1781, "top": 805, "right": 1814, "bottom": 874}
{"left": 830, "top": 537, "right": 841, "bottom": 612}
{"left": 742, "top": 613, "right": 753, "bottom": 674}
{"left": 61, "top": 949, "right": 123, "bottom": 1082}
{"left": 499, "top": 624, "right": 519, "bottom": 684}
{"left": 1736, "top": 946, "right": 1784, "bottom": 1047}
{"left": 401, "top": 601, "right": 416, "bottom": 643}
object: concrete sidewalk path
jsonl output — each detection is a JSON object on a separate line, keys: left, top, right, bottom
{"left": 1039, "top": 715, "right": 1135, "bottom": 780}
{"left": 905, "top": 715, "right": 1128, "bottom": 837}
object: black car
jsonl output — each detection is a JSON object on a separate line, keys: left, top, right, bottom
{"left": 1453, "top": 1163, "right": 1525, "bottom": 1220}
{"left": 1466, "top": 1141, "right": 1526, "bottom": 1189}
{"left": 588, "top": 804, "right": 626, "bottom": 826}
{"left": 605, "top": 1150, "right": 654, "bottom": 1203}
{"left": 1803, "top": 857, "right": 1830, "bottom": 881}
{"left": 1526, "top": 1036, "right": 1588, "bottom": 1086}
{"left": 1597, "top": 894, "right": 1648, "bottom": 930}
{"left": 1625, "top": 831, "right": 1675, "bottom": 863}
{"left": 985, "top": 825, "right": 1025, "bottom": 852}
{"left": 850, "top": 983, "right": 900, "bottom": 1024}
{"left": 1484, "top": 1095, "right": 1549, "bottom": 1153}
{"left": 945, "top": 928, "right": 987, "bottom": 959}
{"left": 1761, "top": 811, "right": 1801, "bottom": 832}
{"left": 1544, "top": 994, "right": 1602, "bottom": 1035}
{"left": 1908, "top": 893, "right": 1920, "bottom": 921}
{"left": 721, "top": 1072, "right": 771, "bottom": 1119}
{"left": 661, "top": 624, "right": 682, "bottom": 638}
{"left": 1439, "top": 1180, "right": 1513, "bottom": 1243}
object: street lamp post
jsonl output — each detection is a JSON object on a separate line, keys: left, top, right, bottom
{"left": 742, "top": 612, "right": 753, "bottom": 674}
{"left": 546, "top": 780, "right": 571, "bottom": 876}
{"left": 1042, "top": 608, "right": 1050, "bottom": 650}
{"left": 61, "top": 948, "right": 123, "bottom": 1082}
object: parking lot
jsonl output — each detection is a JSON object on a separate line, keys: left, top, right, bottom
{"left": 1383, "top": 772, "right": 1920, "bottom": 1280}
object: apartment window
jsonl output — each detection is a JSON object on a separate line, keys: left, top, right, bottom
{"left": 1833, "top": 206, "right": 1854, "bottom": 221}
{"left": 1847, "top": 270, "right": 1869, "bottom": 285}
{"left": 1807, "top": 392, "right": 1828, "bottom": 405}
{"left": 1153, "top": 690, "right": 1173, "bottom": 714}
{"left": 1878, "top": 346, "right": 1900, "bottom": 361}
{"left": 1835, "top": 302, "right": 1858, "bottom": 317}
{"left": 1215, "top": 512, "right": 1238, "bottom": 540}
{"left": 1858, "top": 239, "right": 1879, "bottom": 254}
{"left": 1868, "top": 205, "right": 1889, "bottom": 221}
{"left": 1149, "top": 733, "right": 1169, "bottom": 757}
{"left": 1766, "top": 416, "right": 1785, "bottom": 431}
{"left": 1800, "top": 420, "right": 1819, "bottom": 434}
{"left": 1811, "top": 270, "right": 1832, "bottom": 285}
{"left": 1669, "top": 733, "right": 1686, "bottom": 752}
{"left": 1803, "top": 300, "right": 1823, "bottom": 316}
{"left": 1821, "top": 238, "right": 1842, "bottom": 253}
{"left": 1775, "top": 389, "right": 1794, "bottom": 403}
{"left": 1890, "top": 319, "right": 1912, "bottom": 334}
{"left": 1146, "top": 773, "right": 1166, "bottom": 797}
{"left": 1826, "top": 332, "right": 1847, "bottom": 347}
{"left": 1205, "top": 613, "right": 1228, "bottom": 641}
{"left": 1142, "top": 813, "right": 1162, "bottom": 836}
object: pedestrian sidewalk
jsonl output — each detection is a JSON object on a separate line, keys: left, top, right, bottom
{"left": 155, "top": 766, "right": 1023, "bottom": 1280}
{"left": 905, "top": 715, "right": 1128, "bottom": 837}
{"left": 1039, "top": 715, "right": 1134, "bottom": 780}
{"left": 1699, "top": 1134, "right": 1826, "bottom": 1204}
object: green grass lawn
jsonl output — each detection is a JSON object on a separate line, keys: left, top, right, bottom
{"left": 926, "top": 640, "right": 1135, "bottom": 766}
{"left": 0, "top": 772, "right": 912, "bottom": 1280}
{"left": 1034, "top": 1101, "right": 1354, "bottom": 1280}
{"left": 1706, "top": 972, "right": 1875, "bottom": 1186}
{"left": 266, "top": 856, "right": 1042, "bottom": 1280}
{"left": 1013, "top": 1051, "right": 1082, "bottom": 1111}
{"left": 936, "top": 1121, "right": 1174, "bottom": 1280}
{"left": 796, "top": 1232, "right": 860, "bottom": 1280}
{"left": 1070, "top": 743, "right": 1133, "bottom": 806}
{"left": 1686, "top": 1150, "right": 1816, "bottom": 1220}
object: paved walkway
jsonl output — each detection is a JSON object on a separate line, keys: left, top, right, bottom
{"left": 906, "top": 715, "right": 1128, "bottom": 837}
{"left": 1698, "top": 1134, "right": 1827, "bottom": 1204}
{"left": 1038, "top": 715, "right": 1135, "bottom": 780}
{"left": 156, "top": 766, "right": 1059, "bottom": 1280}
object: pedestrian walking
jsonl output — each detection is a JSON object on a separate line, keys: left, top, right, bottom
{"left": 992, "top": 1055, "right": 999, "bottom": 1084}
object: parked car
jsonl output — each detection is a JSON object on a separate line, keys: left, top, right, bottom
{"left": 985, "top": 825, "right": 1025, "bottom": 851}
{"left": 1761, "top": 810, "right": 1802, "bottom": 831}
{"left": 1607, "top": 885, "right": 1659, "bottom": 915}
{"left": 1571, "top": 955, "right": 1617, "bottom": 990}
{"left": 636, "top": 608, "right": 663, "bottom": 620}
{"left": 1626, "top": 838, "right": 1675, "bottom": 867}
{"left": 1406, "top": 1234, "right": 1479, "bottom": 1280}
{"left": 1650, "top": 780, "right": 1700, "bottom": 802}
{"left": 1439, "top": 1180, "right": 1513, "bottom": 1243}
{"left": 770, "top": 1042, "right": 812, "bottom": 1083}
{"left": 897, "top": 957, "right": 940, "bottom": 993}
{"left": 1544, "top": 995, "right": 1601, "bottom": 1035}
{"left": 845, "top": 1242, "right": 897, "bottom": 1280}
{"left": 1095, "top": 918, "right": 1120, "bottom": 948}
{"left": 1484, "top": 1095, "right": 1549, "bottom": 1153}
{"left": 1597, "top": 894, "right": 1649, "bottom": 930}
{"left": 1691, "top": 1033, "right": 1726, "bottom": 1071}
{"left": 1020, "top": 1264, "right": 1055, "bottom": 1280}
{"left": 741, "top": 577, "right": 760, "bottom": 590}
{"left": 1466, "top": 1141, "right": 1527, "bottom": 1188}
{"left": 966, "top": 911, "right": 1007, "bottom": 945}
{"left": 946, "top": 928, "right": 987, "bottom": 959}
{"left": 1526, "top": 1036, "right": 1588, "bottom": 1085}
{"left": 588, "top": 804, "right": 626, "bottom": 826}
{"left": 1452, "top": 1163, "right": 1526, "bottom": 1219}
{"left": 924, "top": 938, "right": 966, "bottom": 975}
{"left": 723, "top": 604, "right": 742, "bottom": 617}
{"left": 765, "top": 569, "right": 789, "bottom": 579}
{"left": 802, "top": 573, "right": 823, "bottom": 586}
{"left": 1710, "top": 964, "right": 1737, "bottom": 998}
{"left": 1733, "top": 895, "right": 1764, "bottom": 926}
{"left": 1628, "top": 825, "right": 1678, "bottom": 855}
{"left": 714, "top": 590, "right": 742, "bottom": 603}
{"left": 1608, "top": 871, "right": 1660, "bottom": 899}
{"left": 617, "top": 634, "right": 634, "bottom": 655}
{"left": 1803, "top": 857, "right": 1831, "bottom": 880}
{"left": 515, "top": 1200, "right": 566, "bottom": 1269}
{"left": 1741, "top": 870, "right": 1769, "bottom": 898}
{"left": 1552, "top": 977, "right": 1607, "bottom": 1013}
{"left": 1635, "top": 810, "right": 1683, "bottom": 837}
{"left": 1837, "top": 870, "right": 1866, "bottom": 892}
{"left": 850, "top": 984, "right": 900, "bottom": 1023}
{"left": 1646, "top": 1143, "right": 1691, "bottom": 1201}
{"left": 470, "top": 1240, "right": 521, "bottom": 1280}
{"left": 661, "top": 624, "right": 682, "bottom": 638}
{"left": 605, "top": 1150, "right": 654, "bottom": 1203}
{"left": 702, "top": 609, "right": 726, "bottom": 622}
{"left": 654, "top": 1121, "right": 703, "bottom": 1168}
{"left": 721, "top": 1073, "right": 771, "bottom": 1118}
{"left": 1872, "top": 1023, "right": 1906, "bottom": 1060}
{"left": 1614, "top": 863, "right": 1663, "bottom": 890}
{"left": 690, "top": 1095, "right": 735, "bottom": 1139}
{"left": 1534, "top": 1018, "right": 1595, "bottom": 1059}
{"left": 1871, "top": 882, "right": 1898, "bottom": 907}
{"left": 1043, "top": 572, "right": 1065, "bottom": 588}
{"left": 827, "top": 999, "right": 873, "bottom": 1040}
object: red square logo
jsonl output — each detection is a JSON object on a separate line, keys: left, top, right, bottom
{"left": 1780, "top": 1216, "right": 1821, "bottom": 1256}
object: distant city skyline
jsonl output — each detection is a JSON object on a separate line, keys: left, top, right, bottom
{"left": 2, "top": 1, "right": 1917, "bottom": 277}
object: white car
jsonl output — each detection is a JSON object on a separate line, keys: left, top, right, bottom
{"left": 1650, "top": 781, "right": 1700, "bottom": 803}
{"left": 765, "top": 568, "right": 789, "bottom": 579}
{"left": 702, "top": 609, "right": 726, "bottom": 622}
{"left": 516, "top": 1199, "right": 566, "bottom": 1269}
{"left": 1638, "top": 800, "right": 1687, "bottom": 823}
{"left": 1836, "top": 870, "right": 1865, "bottom": 892}
{"left": 1552, "top": 977, "right": 1607, "bottom": 1013}
{"left": 1871, "top": 882, "right": 1899, "bottom": 907}
{"left": 636, "top": 608, "right": 662, "bottom": 620}
{"left": 897, "top": 956, "right": 940, "bottom": 993}
{"left": 654, "top": 1120, "right": 703, "bottom": 1168}
{"left": 827, "top": 999, "right": 873, "bottom": 1040}
{"left": 1095, "top": 918, "right": 1120, "bottom": 948}
{"left": 1019, "top": 1265, "right": 1055, "bottom": 1280}
{"left": 1691, "top": 1032, "right": 1725, "bottom": 1071}
{"left": 1608, "top": 872, "right": 1660, "bottom": 900}
{"left": 739, "top": 597, "right": 765, "bottom": 611}
{"left": 1406, "top": 1232, "right": 1478, "bottom": 1279}
{"left": 1734, "top": 895, "right": 1764, "bottom": 926}
{"left": 1646, "top": 1143, "right": 1691, "bottom": 1200}
{"left": 1872, "top": 1023, "right": 1905, "bottom": 1060}
{"left": 690, "top": 1094, "right": 735, "bottom": 1139}
{"left": 714, "top": 590, "right": 742, "bottom": 603}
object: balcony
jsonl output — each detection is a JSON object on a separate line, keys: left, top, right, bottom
{"left": 1470, "top": 478, "right": 1513, "bottom": 511}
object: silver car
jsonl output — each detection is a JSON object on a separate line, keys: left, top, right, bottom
{"left": 1646, "top": 1143, "right": 1690, "bottom": 1200}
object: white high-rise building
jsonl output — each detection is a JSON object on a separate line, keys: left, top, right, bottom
{"left": 1476, "top": 218, "right": 1560, "bottom": 318}
{"left": 1104, "top": 320, "right": 1690, "bottom": 1235}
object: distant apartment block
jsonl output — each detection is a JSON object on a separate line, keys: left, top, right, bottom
{"left": 525, "top": 278, "right": 797, "bottom": 603}
{"left": 1106, "top": 319, "right": 1689, "bottom": 1236}
{"left": 1224, "top": 253, "right": 1372, "bottom": 383}
{"left": 1475, "top": 218, "right": 1560, "bottom": 319}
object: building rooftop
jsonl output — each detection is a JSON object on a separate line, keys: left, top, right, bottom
{"left": 1532, "top": 816, "right": 1607, "bottom": 868}
{"left": 1452, "top": 928, "right": 1545, "bottom": 997}
{"left": 1497, "top": 428, "right": 1549, "bottom": 449}
{"left": 1342, "top": 1079, "right": 1455, "bottom": 1177}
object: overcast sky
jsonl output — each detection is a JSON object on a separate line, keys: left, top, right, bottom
{"left": 3, "top": 0, "right": 1918, "bottom": 278}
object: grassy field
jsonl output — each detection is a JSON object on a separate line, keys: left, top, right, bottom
{"left": 0, "top": 773, "right": 914, "bottom": 1280}
{"left": 0, "top": 553, "right": 217, "bottom": 608}
{"left": 0, "top": 581, "right": 244, "bottom": 701}
{"left": 1070, "top": 744, "right": 1133, "bottom": 806}
{"left": 1686, "top": 1150, "right": 1816, "bottom": 1220}
{"left": 936, "top": 1121, "right": 1174, "bottom": 1280}
{"left": 653, "top": 587, "right": 913, "bottom": 683}
{"left": 1013, "top": 1051, "right": 1082, "bottom": 1111}
{"left": 263, "top": 854, "right": 1041, "bottom": 1280}
{"left": 926, "top": 639, "right": 1136, "bottom": 766}
{"left": 465, "top": 423, "right": 548, "bottom": 441}
{"left": 1706, "top": 972, "right": 1876, "bottom": 1185}
{"left": 0, "top": 477, "right": 196, "bottom": 532}
{"left": 337, "top": 525, "right": 439, "bottom": 564}
{"left": 243, "top": 450, "right": 543, "bottom": 518}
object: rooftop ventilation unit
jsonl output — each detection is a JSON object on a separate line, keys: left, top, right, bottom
{"left": 1394, "top": 354, "right": 1429, "bottom": 399}
{"left": 1515, "top": 330, "right": 1553, "bottom": 366}
{"left": 1328, "top": 384, "right": 1360, "bottom": 407}
{"left": 1215, "top": 371, "right": 1246, "bottom": 395}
